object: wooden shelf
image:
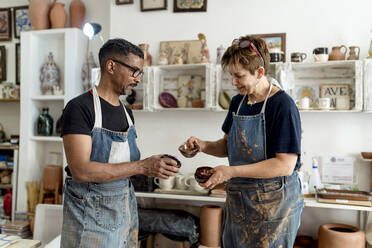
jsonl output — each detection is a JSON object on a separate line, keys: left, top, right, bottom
{"left": 0, "top": 184, "right": 12, "bottom": 189}
{"left": 0, "top": 98, "right": 20, "bottom": 102}
{"left": 31, "top": 95, "right": 64, "bottom": 101}
{"left": 30, "top": 136, "right": 62, "bottom": 142}
{"left": 135, "top": 192, "right": 372, "bottom": 211}
{"left": 0, "top": 144, "right": 19, "bottom": 150}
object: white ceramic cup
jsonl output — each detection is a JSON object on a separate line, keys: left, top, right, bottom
{"left": 185, "top": 176, "right": 207, "bottom": 192}
{"left": 154, "top": 176, "right": 175, "bottom": 190}
{"left": 318, "top": 97, "right": 331, "bottom": 110}
{"left": 297, "top": 97, "right": 311, "bottom": 109}
{"left": 336, "top": 96, "right": 350, "bottom": 110}
{"left": 175, "top": 174, "right": 188, "bottom": 190}
{"left": 314, "top": 54, "right": 328, "bottom": 62}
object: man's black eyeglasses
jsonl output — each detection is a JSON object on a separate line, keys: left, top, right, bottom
{"left": 111, "top": 59, "right": 143, "bottom": 78}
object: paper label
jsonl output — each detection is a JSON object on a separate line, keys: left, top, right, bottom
{"left": 321, "top": 156, "right": 354, "bottom": 184}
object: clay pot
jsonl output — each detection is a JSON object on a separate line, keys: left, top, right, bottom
{"left": 200, "top": 205, "right": 223, "bottom": 247}
{"left": 178, "top": 142, "right": 199, "bottom": 158}
{"left": 191, "top": 99, "right": 204, "bottom": 108}
{"left": 328, "top": 45, "right": 347, "bottom": 61}
{"left": 69, "top": 0, "right": 85, "bottom": 29}
{"left": 318, "top": 223, "right": 365, "bottom": 248}
{"left": 160, "top": 154, "right": 181, "bottom": 168}
{"left": 28, "top": 0, "right": 52, "bottom": 30}
{"left": 195, "top": 166, "right": 214, "bottom": 183}
{"left": 50, "top": 2, "right": 67, "bottom": 29}
{"left": 43, "top": 165, "right": 63, "bottom": 191}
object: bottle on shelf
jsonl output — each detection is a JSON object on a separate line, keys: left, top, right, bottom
{"left": 37, "top": 107, "right": 54, "bottom": 136}
{"left": 308, "top": 157, "right": 322, "bottom": 194}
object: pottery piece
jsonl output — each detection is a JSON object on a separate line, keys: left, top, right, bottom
{"left": 318, "top": 223, "right": 365, "bottom": 248}
{"left": 313, "top": 47, "right": 329, "bottom": 62}
{"left": 200, "top": 205, "right": 223, "bottom": 247}
{"left": 198, "top": 33, "right": 210, "bottom": 63}
{"left": 43, "top": 165, "right": 62, "bottom": 191}
{"left": 191, "top": 99, "right": 204, "bottom": 108}
{"left": 179, "top": 142, "right": 199, "bottom": 158}
{"left": 37, "top": 107, "right": 54, "bottom": 136}
{"left": 194, "top": 166, "right": 214, "bottom": 183}
{"left": 159, "top": 92, "right": 177, "bottom": 108}
{"left": 291, "top": 52, "right": 307, "bottom": 62}
{"left": 328, "top": 45, "right": 347, "bottom": 61}
{"left": 216, "top": 45, "right": 225, "bottom": 64}
{"left": 161, "top": 154, "right": 181, "bottom": 168}
{"left": 139, "top": 43, "right": 152, "bottom": 66}
{"left": 28, "top": 0, "right": 52, "bottom": 30}
{"left": 40, "top": 52, "right": 60, "bottom": 95}
{"left": 361, "top": 152, "right": 372, "bottom": 160}
{"left": 347, "top": 46, "right": 360, "bottom": 60}
{"left": 69, "top": 0, "right": 85, "bottom": 29}
{"left": 219, "top": 91, "right": 231, "bottom": 109}
{"left": 82, "top": 52, "right": 98, "bottom": 91}
{"left": 50, "top": 2, "right": 66, "bottom": 29}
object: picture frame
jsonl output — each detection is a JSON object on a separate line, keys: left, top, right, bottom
{"left": 115, "top": 0, "right": 133, "bottom": 5}
{"left": 0, "top": 8, "right": 12, "bottom": 41}
{"left": 0, "top": 46, "right": 6, "bottom": 82}
{"left": 141, "top": 0, "right": 167, "bottom": 11}
{"left": 319, "top": 83, "right": 350, "bottom": 109}
{"left": 13, "top": 6, "right": 32, "bottom": 39}
{"left": 159, "top": 40, "right": 203, "bottom": 65}
{"left": 174, "top": 0, "right": 207, "bottom": 12}
{"left": 251, "top": 33, "right": 286, "bottom": 62}
{"left": 15, "top": 43, "right": 20, "bottom": 85}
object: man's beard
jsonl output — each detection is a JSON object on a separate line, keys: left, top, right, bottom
{"left": 121, "top": 83, "right": 138, "bottom": 95}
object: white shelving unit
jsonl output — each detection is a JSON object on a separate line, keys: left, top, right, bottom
{"left": 149, "top": 64, "right": 214, "bottom": 111}
{"left": 364, "top": 59, "right": 372, "bottom": 112}
{"left": 18, "top": 28, "right": 88, "bottom": 213}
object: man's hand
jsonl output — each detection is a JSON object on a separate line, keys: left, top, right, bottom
{"left": 141, "top": 155, "right": 180, "bottom": 179}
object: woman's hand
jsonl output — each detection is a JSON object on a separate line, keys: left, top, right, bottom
{"left": 200, "top": 165, "right": 234, "bottom": 190}
{"left": 186, "top": 136, "right": 206, "bottom": 153}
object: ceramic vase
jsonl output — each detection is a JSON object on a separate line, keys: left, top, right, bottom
{"left": 82, "top": 52, "right": 98, "bottom": 91}
{"left": 318, "top": 223, "right": 365, "bottom": 248}
{"left": 40, "top": 52, "right": 60, "bottom": 95}
{"left": 69, "top": 0, "right": 85, "bottom": 29}
{"left": 28, "top": 0, "right": 52, "bottom": 30}
{"left": 43, "top": 165, "right": 62, "bottom": 191}
{"left": 50, "top": 2, "right": 66, "bottom": 29}
{"left": 347, "top": 46, "right": 360, "bottom": 60}
{"left": 139, "top": 43, "right": 152, "bottom": 66}
{"left": 37, "top": 107, "right": 54, "bottom": 136}
{"left": 328, "top": 45, "right": 347, "bottom": 61}
{"left": 199, "top": 205, "right": 223, "bottom": 247}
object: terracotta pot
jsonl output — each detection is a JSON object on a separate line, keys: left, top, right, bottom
{"left": 28, "top": 0, "right": 52, "bottom": 30}
{"left": 199, "top": 205, "right": 223, "bottom": 247}
{"left": 50, "top": 2, "right": 67, "bottom": 29}
{"left": 347, "top": 46, "right": 360, "bottom": 60}
{"left": 328, "top": 45, "right": 347, "bottom": 61}
{"left": 43, "top": 165, "right": 62, "bottom": 191}
{"left": 318, "top": 223, "right": 365, "bottom": 248}
{"left": 69, "top": 0, "right": 86, "bottom": 29}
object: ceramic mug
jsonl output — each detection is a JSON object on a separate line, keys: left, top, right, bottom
{"left": 318, "top": 97, "right": 331, "bottom": 110}
{"left": 296, "top": 97, "right": 311, "bottom": 109}
{"left": 185, "top": 176, "right": 207, "bottom": 192}
{"left": 154, "top": 176, "right": 175, "bottom": 190}
{"left": 291, "top": 52, "right": 307, "bottom": 62}
{"left": 175, "top": 174, "right": 188, "bottom": 190}
{"left": 313, "top": 47, "right": 328, "bottom": 62}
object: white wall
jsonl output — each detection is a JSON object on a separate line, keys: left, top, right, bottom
{"left": 109, "top": 0, "right": 372, "bottom": 238}
{"left": 0, "top": 0, "right": 110, "bottom": 138}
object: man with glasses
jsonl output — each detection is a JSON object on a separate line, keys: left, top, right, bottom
{"left": 60, "top": 38, "right": 180, "bottom": 248}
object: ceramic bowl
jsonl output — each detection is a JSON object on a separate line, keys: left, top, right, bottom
{"left": 161, "top": 154, "right": 181, "bottom": 168}
{"left": 361, "top": 152, "right": 372, "bottom": 160}
{"left": 178, "top": 143, "right": 199, "bottom": 158}
{"left": 159, "top": 92, "right": 177, "bottom": 108}
{"left": 194, "top": 166, "right": 214, "bottom": 183}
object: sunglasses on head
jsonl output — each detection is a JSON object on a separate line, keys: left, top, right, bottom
{"left": 232, "top": 38, "right": 265, "bottom": 67}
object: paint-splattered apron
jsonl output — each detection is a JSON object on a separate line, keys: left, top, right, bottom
{"left": 61, "top": 87, "right": 140, "bottom": 248}
{"left": 222, "top": 83, "right": 303, "bottom": 248}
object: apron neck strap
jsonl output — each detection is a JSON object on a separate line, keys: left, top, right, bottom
{"left": 123, "top": 104, "right": 133, "bottom": 127}
{"left": 92, "top": 87, "right": 102, "bottom": 128}
{"left": 236, "top": 82, "right": 273, "bottom": 115}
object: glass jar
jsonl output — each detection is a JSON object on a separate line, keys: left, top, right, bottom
{"left": 37, "top": 107, "right": 54, "bottom": 136}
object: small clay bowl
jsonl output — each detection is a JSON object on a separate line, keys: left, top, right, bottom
{"left": 194, "top": 166, "right": 214, "bottom": 183}
{"left": 361, "top": 152, "right": 372, "bottom": 160}
{"left": 161, "top": 154, "right": 181, "bottom": 168}
{"left": 178, "top": 143, "right": 199, "bottom": 158}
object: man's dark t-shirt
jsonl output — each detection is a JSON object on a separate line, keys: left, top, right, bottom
{"left": 61, "top": 91, "right": 134, "bottom": 137}
{"left": 61, "top": 91, "right": 135, "bottom": 176}
{"left": 222, "top": 90, "right": 302, "bottom": 170}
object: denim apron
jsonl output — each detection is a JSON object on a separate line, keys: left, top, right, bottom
{"left": 222, "top": 83, "right": 303, "bottom": 248}
{"left": 61, "top": 87, "right": 141, "bottom": 248}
